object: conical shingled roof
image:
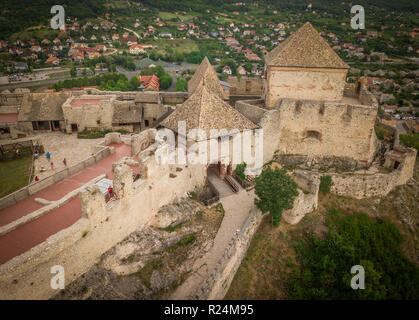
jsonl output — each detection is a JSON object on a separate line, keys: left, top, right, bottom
{"left": 188, "top": 56, "right": 227, "bottom": 99}
{"left": 161, "top": 84, "right": 258, "bottom": 139}
{"left": 264, "top": 22, "right": 349, "bottom": 69}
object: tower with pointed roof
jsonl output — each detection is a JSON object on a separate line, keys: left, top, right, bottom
{"left": 161, "top": 83, "right": 257, "bottom": 139}
{"left": 188, "top": 56, "right": 227, "bottom": 100}
{"left": 263, "top": 22, "right": 350, "bottom": 108}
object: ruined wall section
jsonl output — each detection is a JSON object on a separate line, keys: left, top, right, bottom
{"left": 282, "top": 170, "right": 319, "bottom": 225}
{"left": 272, "top": 98, "right": 377, "bottom": 167}
{"left": 61, "top": 95, "right": 116, "bottom": 132}
{"left": 228, "top": 76, "right": 263, "bottom": 96}
{"left": 0, "top": 139, "right": 207, "bottom": 299}
{"left": 131, "top": 128, "right": 156, "bottom": 157}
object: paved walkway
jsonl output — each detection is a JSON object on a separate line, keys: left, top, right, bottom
{"left": 170, "top": 188, "right": 255, "bottom": 300}
{"left": 0, "top": 143, "right": 131, "bottom": 265}
{"left": 207, "top": 170, "right": 234, "bottom": 198}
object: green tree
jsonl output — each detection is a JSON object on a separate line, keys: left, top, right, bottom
{"left": 175, "top": 78, "right": 188, "bottom": 92}
{"left": 234, "top": 162, "right": 247, "bottom": 181}
{"left": 129, "top": 76, "right": 140, "bottom": 91}
{"left": 244, "top": 62, "right": 253, "bottom": 72}
{"left": 70, "top": 67, "right": 77, "bottom": 78}
{"left": 254, "top": 168, "right": 299, "bottom": 226}
{"left": 160, "top": 74, "right": 173, "bottom": 89}
{"left": 399, "top": 133, "right": 419, "bottom": 151}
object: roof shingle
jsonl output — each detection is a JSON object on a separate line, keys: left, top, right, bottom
{"left": 161, "top": 85, "right": 258, "bottom": 139}
{"left": 188, "top": 57, "right": 227, "bottom": 99}
{"left": 264, "top": 22, "right": 349, "bottom": 69}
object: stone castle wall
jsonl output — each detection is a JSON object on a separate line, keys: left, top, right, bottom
{"left": 228, "top": 76, "right": 263, "bottom": 96}
{"left": 263, "top": 67, "right": 348, "bottom": 109}
{"left": 301, "top": 146, "right": 417, "bottom": 199}
{"left": 194, "top": 207, "right": 263, "bottom": 300}
{"left": 282, "top": 170, "right": 320, "bottom": 225}
{"left": 236, "top": 86, "right": 378, "bottom": 168}
{"left": 0, "top": 137, "right": 207, "bottom": 299}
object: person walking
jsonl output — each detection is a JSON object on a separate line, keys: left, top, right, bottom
{"left": 63, "top": 158, "right": 67, "bottom": 166}
{"left": 46, "top": 152, "right": 51, "bottom": 161}
{"left": 35, "top": 176, "right": 39, "bottom": 182}
{"left": 50, "top": 162, "right": 54, "bottom": 170}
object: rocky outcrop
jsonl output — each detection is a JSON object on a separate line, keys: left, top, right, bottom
{"left": 150, "top": 198, "right": 200, "bottom": 229}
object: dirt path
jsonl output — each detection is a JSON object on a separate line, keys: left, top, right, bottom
{"left": 170, "top": 188, "right": 255, "bottom": 299}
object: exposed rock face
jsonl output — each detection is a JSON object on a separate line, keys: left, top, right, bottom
{"left": 102, "top": 226, "right": 199, "bottom": 276}
{"left": 150, "top": 198, "right": 200, "bottom": 228}
{"left": 276, "top": 154, "right": 360, "bottom": 171}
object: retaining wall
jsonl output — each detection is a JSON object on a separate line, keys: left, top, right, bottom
{"left": 194, "top": 208, "right": 263, "bottom": 300}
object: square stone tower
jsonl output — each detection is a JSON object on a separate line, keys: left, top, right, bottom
{"left": 263, "top": 22, "right": 350, "bottom": 108}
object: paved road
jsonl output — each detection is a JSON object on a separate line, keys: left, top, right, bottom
{"left": 0, "top": 70, "right": 107, "bottom": 91}
{"left": 0, "top": 76, "right": 70, "bottom": 91}
{"left": 123, "top": 27, "right": 141, "bottom": 40}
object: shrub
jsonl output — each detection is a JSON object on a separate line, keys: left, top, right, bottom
{"left": 234, "top": 162, "right": 247, "bottom": 181}
{"left": 319, "top": 175, "right": 333, "bottom": 194}
{"left": 374, "top": 124, "right": 385, "bottom": 140}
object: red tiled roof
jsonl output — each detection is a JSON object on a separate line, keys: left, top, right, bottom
{"left": 140, "top": 75, "right": 159, "bottom": 91}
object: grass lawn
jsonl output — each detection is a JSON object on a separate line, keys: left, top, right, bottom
{"left": 0, "top": 156, "right": 32, "bottom": 198}
{"left": 158, "top": 11, "right": 195, "bottom": 21}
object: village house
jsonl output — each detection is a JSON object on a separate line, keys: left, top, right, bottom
{"left": 245, "top": 53, "right": 261, "bottom": 61}
{"left": 139, "top": 75, "right": 160, "bottom": 91}
{"left": 45, "top": 56, "right": 60, "bottom": 66}
{"left": 87, "top": 51, "right": 100, "bottom": 59}
{"left": 30, "top": 45, "right": 42, "bottom": 53}
{"left": 120, "top": 37, "right": 137, "bottom": 46}
{"left": 73, "top": 52, "right": 84, "bottom": 62}
{"left": 129, "top": 44, "right": 146, "bottom": 55}
{"left": 222, "top": 65, "right": 232, "bottom": 75}
{"left": 237, "top": 66, "right": 247, "bottom": 76}
{"left": 95, "top": 44, "right": 106, "bottom": 52}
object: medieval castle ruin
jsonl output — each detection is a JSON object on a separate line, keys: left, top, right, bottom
{"left": 0, "top": 22, "right": 416, "bottom": 299}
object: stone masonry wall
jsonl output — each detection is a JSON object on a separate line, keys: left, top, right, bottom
{"left": 194, "top": 208, "right": 263, "bottom": 300}
{"left": 264, "top": 67, "right": 347, "bottom": 109}
{"left": 0, "top": 141, "right": 207, "bottom": 299}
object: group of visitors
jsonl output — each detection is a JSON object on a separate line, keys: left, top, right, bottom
{"left": 33, "top": 151, "right": 68, "bottom": 183}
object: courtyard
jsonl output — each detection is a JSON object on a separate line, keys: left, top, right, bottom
{"left": 32, "top": 132, "right": 106, "bottom": 180}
